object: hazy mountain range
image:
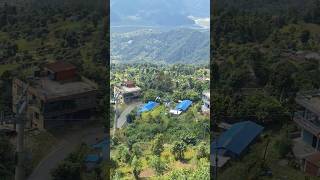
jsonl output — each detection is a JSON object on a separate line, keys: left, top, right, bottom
{"left": 111, "top": 28, "right": 209, "bottom": 64}
{"left": 111, "top": 0, "right": 209, "bottom": 27}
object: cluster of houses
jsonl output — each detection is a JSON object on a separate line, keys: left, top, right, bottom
{"left": 113, "top": 80, "right": 210, "bottom": 116}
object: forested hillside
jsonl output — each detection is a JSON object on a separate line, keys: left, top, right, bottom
{"left": 212, "top": 0, "right": 320, "bottom": 179}
{"left": 111, "top": 29, "right": 209, "bottom": 64}
{"left": 0, "top": 1, "right": 107, "bottom": 179}
{"left": 0, "top": 0, "right": 107, "bottom": 111}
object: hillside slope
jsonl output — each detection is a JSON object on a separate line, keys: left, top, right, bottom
{"left": 111, "top": 28, "right": 209, "bottom": 64}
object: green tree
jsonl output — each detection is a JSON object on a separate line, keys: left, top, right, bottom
{"left": 116, "top": 144, "right": 131, "bottom": 163}
{"left": 149, "top": 156, "right": 167, "bottom": 176}
{"left": 171, "top": 141, "right": 187, "bottom": 160}
{"left": 131, "top": 156, "right": 142, "bottom": 180}
{"left": 51, "top": 161, "right": 81, "bottom": 180}
{"left": 151, "top": 134, "right": 164, "bottom": 156}
{"left": 196, "top": 142, "right": 209, "bottom": 160}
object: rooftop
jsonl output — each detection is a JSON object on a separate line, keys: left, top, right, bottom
{"left": 117, "top": 85, "right": 141, "bottom": 93}
{"left": 296, "top": 90, "right": 320, "bottom": 116}
{"left": 44, "top": 61, "right": 76, "bottom": 72}
{"left": 211, "top": 121, "right": 264, "bottom": 156}
{"left": 306, "top": 152, "right": 320, "bottom": 167}
{"left": 24, "top": 76, "right": 98, "bottom": 100}
{"left": 175, "top": 100, "right": 192, "bottom": 112}
{"left": 138, "top": 101, "right": 159, "bottom": 113}
{"left": 85, "top": 154, "right": 100, "bottom": 163}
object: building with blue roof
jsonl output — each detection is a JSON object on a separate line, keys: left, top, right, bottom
{"left": 85, "top": 154, "right": 100, "bottom": 163}
{"left": 92, "top": 138, "right": 109, "bottom": 161}
{"left": 138, "top": 101, "right": 159, "bottom": 113}
{"left": 84, "top": 154, "right": 101, "bottom": 171}
{"left": 169, "top": 100, "right": 193, "bottom": 115}
{"left": 211, "top": 121, "right": 264, "bottom": 158}
{"left": 175, "top": 100, "right": 192, "bottom": 111}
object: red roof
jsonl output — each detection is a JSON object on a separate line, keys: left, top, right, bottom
{"left": 306, "top": 152, "right": 320, "bottom": 167}
{"left": 45, "top": 62, "right": 76, "bottom": 72}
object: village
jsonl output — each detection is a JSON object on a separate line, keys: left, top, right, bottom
{"left": 110, "top": 63, "right": 210, "bottom": 179}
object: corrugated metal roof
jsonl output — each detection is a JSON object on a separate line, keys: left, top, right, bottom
{"left": 85, "top": 154, "right": 100, "bottom": 163}
{"left": 138, "top": 101, "right": 159, "bottom": 113}
{"left": 44, "top": 61, "right": 76, "bottom": 72}
{"left": 175, "top": 100, "right": 192, "bottom": 111}
{"left": 211, "top": 121, "right": 264, "bottom": 156}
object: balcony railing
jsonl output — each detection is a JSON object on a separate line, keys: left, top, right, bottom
{"left": 294, "top": 112, "right": 320, "bottom": 136}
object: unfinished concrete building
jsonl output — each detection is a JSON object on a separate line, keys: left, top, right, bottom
{"left": 113, "top": 81, "right": 141, "bottom": 104}
{"left": 12, "top": 62, "right": 98, "bottom": 129}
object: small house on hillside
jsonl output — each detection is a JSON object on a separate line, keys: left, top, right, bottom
{"left": 169, "top": 100, "right": 192, "bottom": 115}
{"left": 84, "top": 154, "right": 101, "bottom": 171}
{"left": 211, "top": 121, "right": 264, "bottom": 167}
{"left": 137, "top": 101, "right": 159, "bottom": 114}
{"left": 292, "top": 90, "right": 320, "bottom": 176}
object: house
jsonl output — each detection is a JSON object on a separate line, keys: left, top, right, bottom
{"left": 292, "top": 90, "right": 320, "bottom": 174}
{"left": 114, "top": 81, "right": 141, "bottom": 104}
{"left": 169, "top": 100, "right": 192, "bottom": 115}
{"left": 84, "top": 154, "right": 101, "bottom": 171}
{"left": 138, "top": 101, "right": 159, "bottom": 114}
{"left": 12, "top": 61, "right": 98, "bottom": 129}
{"left": 293, "top": 90, "right": 320, "bottom": 151}
{"left": 201, "top": 91, "right": 210, "bottom": 114}
{"left": 211, "top": 121, "right": 264, "bottom": 167}
{"left": 92, "top": 138, "right": 109, "bottom": 161}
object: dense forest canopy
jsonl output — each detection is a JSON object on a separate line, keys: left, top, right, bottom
{"left": 0, "top": 1, "right": 107, "bottom": 178}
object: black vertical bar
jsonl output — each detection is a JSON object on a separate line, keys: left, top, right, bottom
{"left": 210, "top": 0, "right": 218, "bottom": 179}
{"left": 104, "top": 0, "right": 110, "bottom": 179}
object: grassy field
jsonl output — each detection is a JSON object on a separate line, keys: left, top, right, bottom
{"left": 0, "top": 64, "right": 19, "bottom": 76}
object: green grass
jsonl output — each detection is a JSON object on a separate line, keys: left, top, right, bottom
{"left": 15, "top": 38, "right": 41, "bottom": 51}
{"left": 0, "top": 64, "right": 19, "bottom": 76}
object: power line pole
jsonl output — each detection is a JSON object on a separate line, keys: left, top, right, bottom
{"left": 15, "top": 114, "right": 25, "bottom": 180}
{"left": 15, "top": 84, "right": 28, "bottom": 180}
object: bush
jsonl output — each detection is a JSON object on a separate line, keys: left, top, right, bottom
{"left": 274, "top": 136, "right": 292, "bottom": 158}
{"left": 51, "top": 161, "right": 81, "bottom": 180}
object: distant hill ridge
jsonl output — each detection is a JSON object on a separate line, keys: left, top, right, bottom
{"left": 111, "top": 28, "right": 209, "bottom": 64}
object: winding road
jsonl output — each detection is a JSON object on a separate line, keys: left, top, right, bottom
{"left": 28, "top": 126, "right": 105, "bottom": 180}
{"left": 116, "top": 101, "right": 142, "bottom": 128}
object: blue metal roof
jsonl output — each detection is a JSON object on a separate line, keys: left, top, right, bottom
{"left": 211, "top": 121, "right": 264, "bottom": 156}
{"left": 138, "top": 101, "right": 159, "bottom": 113}
{"left": 84, "top": 154, "right": 100, "bottom": 163}
{"left": 175, "top": 100, "right": 192, "bottom": 111}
